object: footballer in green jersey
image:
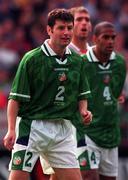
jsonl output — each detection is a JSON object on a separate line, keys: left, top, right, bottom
{"left": 83, "top": 47, "right": 126, "bottom": 148}
{"left": 9, "top": 40, "right": 91, "bottom": 121}
{"left": 74, "top": 21, "right": 126, "bottom": 180}
{"left": 4, "top": 9, "right": 93, "bottom": 180}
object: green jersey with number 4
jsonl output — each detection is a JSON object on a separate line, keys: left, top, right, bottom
{"left": 82, "top": 47, "right": 126, "bottom": 148}
{"left": 9, "top": 40, "right": 91, "bottom": 121}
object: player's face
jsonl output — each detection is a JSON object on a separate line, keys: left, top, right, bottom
{"left": 47, "top": 20, "right": 73, "bottom": 48}
{"left": 94, "top": 27, "right": 117, "bottom": 56}
{"left": 73, "top": 12, "right": 91, "bottom": 40}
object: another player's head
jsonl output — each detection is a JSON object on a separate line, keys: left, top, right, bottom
{"left": 93, "top": 21, "right": 117, "bottom": 56}
{"left": 69, "top": 6, "right": 92, "bottom": 41}
{"left": 47, "top": 8, "right": 74, "bottom": 48}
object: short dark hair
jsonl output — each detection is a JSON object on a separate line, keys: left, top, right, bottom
{"left": 48, "top": 8, "right": 74, "bottom": 27}
{"left": 94, "top": 21, "right": 115, "bottom": 36}
{"left": 69, "top": 6, "right": 89, "bottom": 17}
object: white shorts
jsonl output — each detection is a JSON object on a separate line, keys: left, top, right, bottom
{"left": 9, "top": 117, "right": 79, "bottom": 172}
{"left": 40, "top": 124, "right": 78, "bottom": 174}
{"left": 77, "top": 134, "right": 118, "bottom": 177}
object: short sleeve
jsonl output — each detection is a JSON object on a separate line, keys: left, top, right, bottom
{"left": 78, "top": 59, "right": 91, "bottom": 101}
{"left": 9, "top": 54, "right": 31, "bottom": 102}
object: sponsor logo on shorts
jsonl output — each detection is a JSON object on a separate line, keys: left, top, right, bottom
{"left": 13, "top": 156, "right": 22, "bottom": 165}
{"left": 79, "top": 157, "right": 87, "bottom": 166}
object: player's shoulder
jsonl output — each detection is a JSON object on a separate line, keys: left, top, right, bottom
{"left": 70, "top": 49, "right": 81, "bottom": 57}
{"left": 115, "top": 52, "right": 124, "bottom": 60}
{"left": 81, "top": 46, "right": 95, "bottom": 63}
{"left": 115, "top": 52, "right": 126, "bottom": 65}
{"left": 25, "top": 47, "right": 43, "bottom": 60}
{"left": 70, "top": 49, "right": 83, "bottom": 61}
{"left": 21, "top": 47, "right": 42, "bottom": 63}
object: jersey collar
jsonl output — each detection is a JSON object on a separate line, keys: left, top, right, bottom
{"left": 86, "top": 47, "right": 116, "bottom": 62}
{"left": 41, "top": 39, "right": 72, "bottom": 57}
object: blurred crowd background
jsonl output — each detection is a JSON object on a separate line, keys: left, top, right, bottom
{"left": 0, "top": 0, "right": 128, "bottom": 179}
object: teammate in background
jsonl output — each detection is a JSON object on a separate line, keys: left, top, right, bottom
{"left": 80, "top": 22, "right": 126, "bottom": 180}
{"left": 69, "top": 6, "right": 92, "bottom": 55}
{"left": 3, "top": 8, "right": 92, "bottom": 180}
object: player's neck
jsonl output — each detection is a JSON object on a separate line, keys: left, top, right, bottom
{"left": 93, "top": 47, "right": 110, "bottom": 63}
{"left": 48, "top": 40, "right": 65, "bottom": 57}
{"left": 72, "top": 37, "right": 87, "bottom": 51}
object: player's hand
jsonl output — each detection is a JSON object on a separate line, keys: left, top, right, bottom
{"left": 3, "top": 130, "right": 16, "bottom": 151}
{"left": 118, "top": 95, "right": 125, "bottom": 104}
{"left": 81, "top": 111, "right": 92, "bottom": 125}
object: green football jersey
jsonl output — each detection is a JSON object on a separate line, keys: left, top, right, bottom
{"left": 81, "top": 47, "right": 126, "bottom": 148}
{"left": 9, "top": 40, "right": 91, "bottom": 121}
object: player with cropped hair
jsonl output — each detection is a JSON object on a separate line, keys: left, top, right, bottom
{"left": 4, "top": 8, "right": 92, "bottom": 180}
{"left": 69, "top": 6, "right": 92, "bottom": 55}
{"left": 80, "top": 21, "right": 126, "bottom": 180}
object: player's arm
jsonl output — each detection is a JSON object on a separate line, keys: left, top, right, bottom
{"left": 4, "top": 53, "right": 31, "bottom": 151}
{"left": 7, "top": 99, "right": 19, "bottom": 132}
{"left": 3, "top": 99, "right": 19, "bottom": 151}
{"left": 113, "top": 55, "right": 126, "bottom": 99}
{"left": 78, "top": 58, "right": 92, "bottom": 125}
{"left": 78, "top": 99, "right": 92, "bottom": 125}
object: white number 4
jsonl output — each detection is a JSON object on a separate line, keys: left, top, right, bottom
{"left": 103, "top": 86, "right": 111, "bottom": 101}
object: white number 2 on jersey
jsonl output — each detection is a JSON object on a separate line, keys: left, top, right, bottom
{"left": 55, "top": 86, "right": 65, "bottom": 101}
{"left": 103, "top": 86, "right": 111, "bottom": 101}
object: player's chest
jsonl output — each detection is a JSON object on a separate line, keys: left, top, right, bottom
{"left": 33, "top": 60, "right": 81, "bottom": 85}
{"left": 87, "top": 62, "right": 118, "bottom": 87}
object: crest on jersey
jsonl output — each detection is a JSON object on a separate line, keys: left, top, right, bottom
{"left": 58, "top": 72, "right": 67, "bottom": 81}
{"left": 103, "top": 74, "right": 110, "bottom": 84}
{"left": 79, "top": 157, "right": 87, "bottom": 167}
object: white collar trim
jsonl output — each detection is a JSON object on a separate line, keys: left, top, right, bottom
{"left": 41, "top": 39, "right": 72, "bottom": 56}
{"left": 69, "top": 42, "right": 90, "bottom": 52}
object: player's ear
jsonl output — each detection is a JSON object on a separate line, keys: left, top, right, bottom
{"left": 92, "top": 35, "right": 97, "bottom": 45}
{"left": 47, "top": 25, "right": 53, "bottom": 36}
